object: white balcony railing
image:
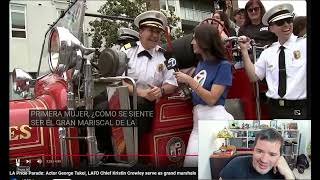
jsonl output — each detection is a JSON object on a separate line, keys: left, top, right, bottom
{"left": 52, "top": 0, "right": 70, "bottom": 4}
{"left": 180, "top": 7, "right": 212, "bottom": 22}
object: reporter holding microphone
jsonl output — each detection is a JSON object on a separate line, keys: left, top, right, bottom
{"left": 174, "top": 23, "right": 234, "bottom": 167}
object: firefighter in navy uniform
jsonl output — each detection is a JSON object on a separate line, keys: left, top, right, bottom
{"left": 121, "top": 11, "right": 178, "bottom": 136}
{"left": 238, "top": 3, "right": 307, "bottom": 119}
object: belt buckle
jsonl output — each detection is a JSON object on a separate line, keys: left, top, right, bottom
{"left": 279, "top": 100, "right": 285, "bottom": 106}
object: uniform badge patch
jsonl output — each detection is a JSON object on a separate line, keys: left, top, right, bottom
{"left": 157, "top": 63, "right": 164, "bottom": 72}
{"left": 293, "top": 50, "right": 301, "bottom": 59}
{"left": 124, "top": 43, "right": 131, "bottom": 50}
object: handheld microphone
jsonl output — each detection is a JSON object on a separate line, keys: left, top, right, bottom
{"left": 163, "top": 51, "right": 191, "bottom": 97}
{"left": 165, "top": 57, "right": 179, "bottom": 72}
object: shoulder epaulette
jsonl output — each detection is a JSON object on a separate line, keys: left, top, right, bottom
{"left": 265, "top": 42, "right": 275, "bottom": 48}
{"left": 158, "top": 47, "right": 167, "bottom": 54}
{"left": 123, "top": 41, "right": 137, "bottom": 50}
{"left": 297, "top": 34, "right": 307, "bottom": 41}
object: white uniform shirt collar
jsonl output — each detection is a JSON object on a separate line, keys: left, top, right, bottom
{"left": 136, "top": 41, "right": 162, "bottom": 58}
{"left": 275, "top": 34, "right": 297, "bottom": 51}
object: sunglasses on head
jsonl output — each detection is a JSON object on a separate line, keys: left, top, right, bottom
{"left": 247, "top": 7, "right": 260, "bottom": 13}
{"left": 272, "top": 17, "right": 293, "bottom": 26}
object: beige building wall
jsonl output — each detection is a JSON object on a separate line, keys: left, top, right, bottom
{"left": 9, "top": 0, "right": 106, "bottom": 73}
{"left": 9, "top": 1, "right": 62, "bottom": 73}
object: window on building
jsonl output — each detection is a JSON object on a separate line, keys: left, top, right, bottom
{"left": 180, "top": 0, "right": 193, "bottom": 9}
{"left": 167, "top": 1, "right": 175, "bottom": 12}
{"left": 168, "top": 5, "right": 175, "bottom": 12}
{"left": 196, "top": 2, "right": 212, "bottom": 12}
{"left": 160, "top": 0, "right": 176, "bottom": 12}
{"left": 57, "top": 8, "right": 65, "bottom": 18}
{"left": 10, "top": 4, "right": 27, "bottom": 38}
{"left": 160, "top": 0, "right": 166, "bottom": 10}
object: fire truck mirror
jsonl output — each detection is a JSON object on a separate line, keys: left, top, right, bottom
{"left": 12, "top": 68, "right": 35, "bottom": 98}
{"left": 49, "top": 29, "right": 60, "bottom": 72}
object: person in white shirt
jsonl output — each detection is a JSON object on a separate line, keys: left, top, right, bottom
{"left": 121, "top": 10, "right": 178, "bottom": 135}
{"left": 112, "top": 27, "right": 139, "bottom": 51}
{"left": 238, "top": 3, "right": 307, "bottom": 119}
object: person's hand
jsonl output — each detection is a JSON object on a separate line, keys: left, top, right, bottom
{"left": 238, "top": 36, "right": 251, "bottom": 50}
{"left": 147, "top": 84, "right": 162, "bottom": 101}
{"left": 174, "top": 71, "right": 192, "bottom": 84}
{"left": 137, "top": 88, "right": 156, "bottom": 102}
{"left": 273, "top": 156, "right": 295, "bottom": 180}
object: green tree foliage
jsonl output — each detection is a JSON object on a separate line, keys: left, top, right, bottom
{"left": 160, "top": 9, "right": 184, "bottom": 43}
{"left": 88, "top": 0, "right": 146, "bottom": 48}
{"left": 88, "top": 0, "right": 184, "bottom": 48}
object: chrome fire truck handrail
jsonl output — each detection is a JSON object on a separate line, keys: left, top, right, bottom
{"left": 83, "top": 58, "right": 97, "bottom": 166}
{"left": 94, "top": 76, "right": 138, "bottom": 167}
{"left": 58, "top": 127, "right": 69, "bottom": 167}
{"left": 59, "top": 68, "right": 78, "bottom": 167}
{"left": 251, "top": 39, "right": 261, "bottom": 120}
{"left": 59, "top": 56, "right": 98, "bottom": 167}
{"left": 94, "top": 77, "right": 137, "bottom": 110}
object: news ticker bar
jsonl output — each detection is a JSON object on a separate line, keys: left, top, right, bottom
{"left": 29, "top": 110, "right": 154, "bottom": 127}
{"left": 9, "top": 167, "right": 198, "bottom": 179}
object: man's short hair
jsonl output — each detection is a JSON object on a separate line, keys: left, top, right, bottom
{"left": 254, "top": 128, "right": 284, "bottom": 154}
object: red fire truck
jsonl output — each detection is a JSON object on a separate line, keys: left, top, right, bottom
{"left": 9, "top": 0, "right": 267, "bottom": 168}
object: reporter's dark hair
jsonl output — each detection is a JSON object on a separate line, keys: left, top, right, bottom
{"left": 254, "top": 128, "right": 284, "bottom": 155}
{"left": 194, "top": 23, "right": 226, "bottom": 61}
